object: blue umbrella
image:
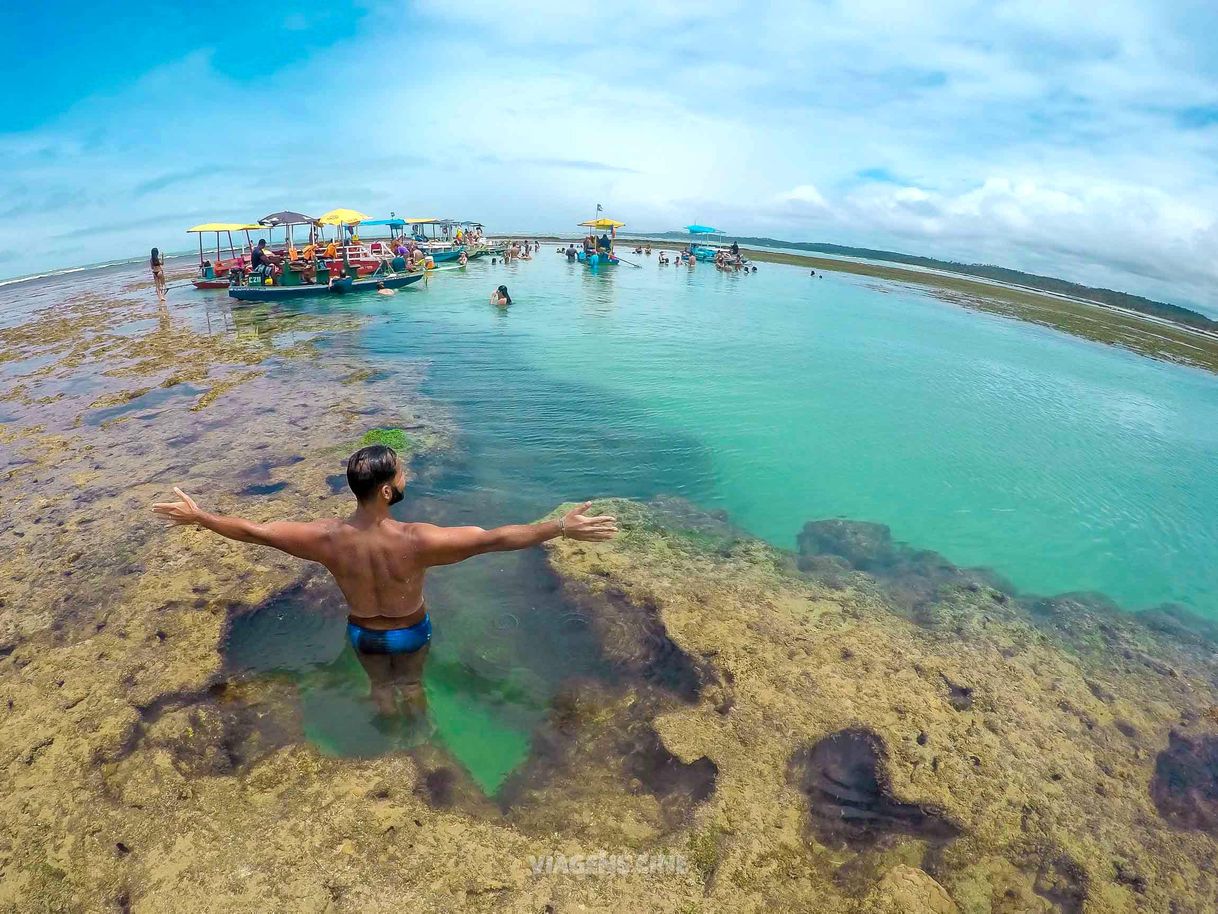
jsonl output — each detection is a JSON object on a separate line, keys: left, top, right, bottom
{"left": 685, "top": 224, "right": 720, "bottom": 234}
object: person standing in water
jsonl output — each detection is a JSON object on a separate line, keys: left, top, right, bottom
{"left": 490, "top": 285, "right": 511, "bottom": 306}
{"left": 150, "top": 248, "right": 166, "bottom": 301}
{"left": 152, "top": 445, "right": 617, "bottom": 719}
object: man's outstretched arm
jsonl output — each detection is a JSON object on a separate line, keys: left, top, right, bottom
{"left": 152, "top": 487, "right": 330, "bottom": 563}
{"left": 413, "top": 501, "right": 618, "bottom": 567}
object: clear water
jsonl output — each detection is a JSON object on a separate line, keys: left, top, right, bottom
{"left": 21, "top": 251, "right": 1217, "bottom": 794}
{"left": 224, "top": 251, "right": 1218, "bottom": 793}
{"left": 357, "top": 253, "right": 1218, "bottom": 613}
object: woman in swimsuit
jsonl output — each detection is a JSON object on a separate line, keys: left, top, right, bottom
{"left": 150, "top": 248, "right": 166, "bottom": 300}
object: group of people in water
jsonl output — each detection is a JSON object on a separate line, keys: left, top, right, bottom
{"left": 502, "top": 240, "right": 538, "bottom": 263}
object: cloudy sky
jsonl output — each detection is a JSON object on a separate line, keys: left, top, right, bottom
{"left": 4, "top": 0, "right": 1218, "bottom": 311}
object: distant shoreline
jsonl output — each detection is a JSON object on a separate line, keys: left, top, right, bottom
{"left": 525, "top": 234, "right": 1218, "bottom": 373}
{"left": 6, "top": 234, "right": 1217, "bottom": 374}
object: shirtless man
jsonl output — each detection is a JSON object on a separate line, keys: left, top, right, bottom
{"left": 152, "top": 444, "right": 618, "bottom": 718}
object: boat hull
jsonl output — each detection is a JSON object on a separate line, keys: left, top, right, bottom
{"left": 228, "top": 272, "right": 423, "bottom": 302}
{"left": 427, "top": 248, "right": 466, "bottom": 263}
{"left": 575, "top": 250, "right": 618, "bottom": 266}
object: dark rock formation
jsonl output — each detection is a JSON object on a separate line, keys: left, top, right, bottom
{"left": 788, "top": 728, "right": 960, "bottom": 850}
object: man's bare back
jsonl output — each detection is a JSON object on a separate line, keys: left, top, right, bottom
{"left": 152, "top": 444, "right": 618, "bottom": 716}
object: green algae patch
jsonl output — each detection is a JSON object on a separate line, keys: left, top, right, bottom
{"left": 358, "top": 427, "right": 413, "bottom": 452}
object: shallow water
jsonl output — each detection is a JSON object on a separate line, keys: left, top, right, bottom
{"left": 6, "top": 250, "right": 1218, "bottom": 794}
{"left": 342, "top": 252, "right": 1218, "bottom": 613}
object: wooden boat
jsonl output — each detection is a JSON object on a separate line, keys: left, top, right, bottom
{"left": 228, "top": 270, "right": 422, "bottom": 302}
{"left": 406, "top": 218, "right": 466, "bottom": 262}
{"left": 187, "top": 223, "right": 260, "bottom": 288}
{"left": 575, "top": 215, "right": 624, "bottom": 266}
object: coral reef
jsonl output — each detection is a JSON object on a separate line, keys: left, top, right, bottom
{"left": 3, "top": 272, "right": 1218, "bottom": 912}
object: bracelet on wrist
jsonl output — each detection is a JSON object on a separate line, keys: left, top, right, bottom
{"left": 558, "top": 517, "right": 566, "bottom": 539}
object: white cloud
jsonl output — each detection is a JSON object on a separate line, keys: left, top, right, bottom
{"left": 3, "top": 0, "right": 1218, "bottom": 312}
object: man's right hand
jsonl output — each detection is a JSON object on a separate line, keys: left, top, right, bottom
{"left": 560, "top": 502, "right": 619, "bottom": 542}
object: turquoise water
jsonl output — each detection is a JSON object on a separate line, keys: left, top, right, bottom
{"left": 218, "top": 251, "right": 1218, "bottom": 790}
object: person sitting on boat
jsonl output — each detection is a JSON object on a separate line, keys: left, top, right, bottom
{"left": 598, "top": 233, "right": 612, "bottom": 252}
{"left": 730, "top": 241, "right": 739, "bottom": 256}
{"left": 292, "top": 245, "right": 319, "bottom": 284}
{"left": 490, "top": 285, "right": 511, "bottom": 307}
{"left": 250, "top": 240, "right": 282, "bottom": 280}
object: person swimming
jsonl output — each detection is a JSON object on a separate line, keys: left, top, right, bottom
{"left": 376, "top": 281, "right": 396, "bottom": 296}
{"left": 153, "top": 446, "right": 617, "bottom": 719}
{"left": 490, "top": 285, "right": 512, "bottom": 306}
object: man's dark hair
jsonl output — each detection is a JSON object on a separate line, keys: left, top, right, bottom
{"left": 346, "top": 445, "right": 399, "bottom": 500}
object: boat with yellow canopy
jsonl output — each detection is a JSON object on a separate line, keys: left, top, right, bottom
{"left": 576, "top": 216, "right": 624, "bottom": 266}
{"left": 186, "top": 222, "right": 261, "bottom": 289}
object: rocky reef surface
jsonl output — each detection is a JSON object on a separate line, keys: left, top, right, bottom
{"left": 2, "top": 273, "right": 1217, "bottom": 912}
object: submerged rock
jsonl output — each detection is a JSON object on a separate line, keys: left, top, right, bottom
{"left": 796, "top": 518, "right": 1013, "bottom": 618}
{"left": 1151, "top": 728, "right": 1218, "bottom": 834}
{"left": 788, "top": 728, "right": 960, "bottom": 850}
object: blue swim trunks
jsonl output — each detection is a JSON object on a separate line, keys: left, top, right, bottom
{"left": 347, "top": 613, "right": 432, "bottom": 655}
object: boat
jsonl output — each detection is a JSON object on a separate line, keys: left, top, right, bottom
{"left": 685, "top": 224, "right": 728, "bottom": 262}
{"left": 575, "top": 215, "right": 624, "bottom": 266}
{"left": 406, "top": 218, "right": 466, "bottom": 262}
{"left": 186, "top": 222, "right": 260, "bottom": 288}
{"left": 228, "top": 269, "right": 423, "bottom": 302}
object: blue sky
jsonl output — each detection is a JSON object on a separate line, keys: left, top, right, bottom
{"left": 4, "top": 0, "right": 1218, "bottom": 310}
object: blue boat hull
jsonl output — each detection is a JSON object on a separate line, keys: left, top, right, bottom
{"left": 228, "top": 272, "right": 423, "bottom": 302}
{"left": 427, "top": 248, "right": 466, "bottom": 263}
{"left": 575, "top": 250, "right": 618, "bottom": 266}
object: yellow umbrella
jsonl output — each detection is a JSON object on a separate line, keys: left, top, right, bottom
{"left": 404, "top": 217, "right": 440, "bottom": 224}
{"left": 578, "top": 218, "right": 625, "bottom": 229}
{"left": 317, "top": 208, "right": 370, "bottom": 225}
{"left": 187, "top": 222, "right": 262, "bottom": 232}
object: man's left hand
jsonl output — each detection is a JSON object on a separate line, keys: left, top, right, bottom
{"left": 153, "top": 487, "right": 205, "bottom": 526}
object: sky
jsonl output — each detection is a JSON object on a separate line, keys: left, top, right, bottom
{"left": 4, "top": 0, "right": 1218, "bottom": 312}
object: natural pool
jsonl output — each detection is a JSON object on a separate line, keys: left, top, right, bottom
{"left": 203, "top": 249, "right": 1218, "bottom": 792}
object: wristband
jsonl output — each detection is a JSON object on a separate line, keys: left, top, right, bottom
{"left": 559, "top": 517, "right": 566, "bottom": 539}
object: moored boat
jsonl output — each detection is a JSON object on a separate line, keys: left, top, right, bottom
{"left": 228, "top": 269, "right": 423, "bottom": 302}
{"left": 685, "top": 224, "right": 727, "bottom": 262}
{"left": 187, "top": 222, "right": 260, "bottom": 288}
{"left": 575, "top": 214, "right": 624, "bottom": 266}
{"left": 407, "top": 218, "right": 466, "bottom": 261}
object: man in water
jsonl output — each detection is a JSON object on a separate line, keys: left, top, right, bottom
{"left": 152, "top": 446, "right": 617, "bottom": 719}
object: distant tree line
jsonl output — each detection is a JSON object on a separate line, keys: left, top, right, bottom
{"left": 647, "top": 233, "right": 1217, "bottom": 331}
